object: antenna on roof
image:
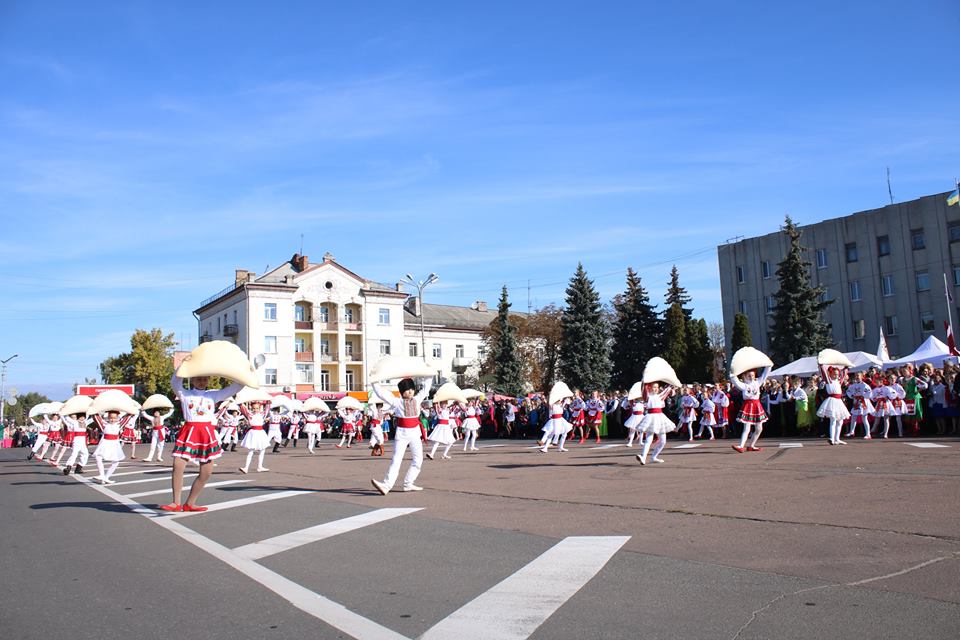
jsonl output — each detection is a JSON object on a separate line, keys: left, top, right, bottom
{"left": 299, "top": 233, "right": 304, "bottom": 255}
{"left": 886, "top": 167, "right": 894, "bottom": 205}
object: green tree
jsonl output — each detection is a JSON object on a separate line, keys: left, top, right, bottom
{"left": 523, "top": 304, "right": 563, "bottom": 391}
{"left": 610, "top": 267, "right": 662, "bottom": 388}
{"left": 685, "top": 317, "right": 714, "bottom": 382}
{"left": 99, "top": 328, "right": 177, "bottom": 399}
{"left": 731, "top": 313, "right": 753, "bottom": 353}
{"left": 662, "top": 266, "right": 691, "bottom": 374}
{"left": 2, "top": 391, "right": 51, "bottom": 425}
{"left": 559, "top": 263, "right": 612, "bottom": 391}
{"left": 492, "top": 286, "right": 526, "bottom": 396}
{"left": 768, "top": 216, "right": 834, "bottom": 363}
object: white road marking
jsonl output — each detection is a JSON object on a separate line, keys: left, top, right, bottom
{"left": 109, "top": 468, "right": 172, "bottom": 477}
{"left": 778, "top": 443, "right": 804, "bottom": 448}
{"left": 169, "top": 490, "right": 312, "bottom": 517}
{"left": 673, "top": 443, "right": 701, "bottom": 449}
{"left": 233, "top": 508, "right": 423, "bottom": 560}
{"left": 124, "top": 479, "right": 251, "bottom": 499}
{"left": 590, "top": 444, "right": 623, "bottom": 449}
{"left": 422, "top": 535, "right": 629, "bottom": 640}
{"left": 108, "top": 474, "right": 197, "bottom": 486}
{"left": 905, "top": 442, "right": 950, "bottom": 448}
{"left": 477, "top": 444, "right": 507, "bottom": 448}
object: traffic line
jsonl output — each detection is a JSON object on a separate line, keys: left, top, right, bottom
{"left": 478, "top": 444, "right": 507, "bottom": 448}
{"left": 170, "top": 490, "right": 313, "bottom": 517}
{"left": 673, "top": 443, "right": 701, "bottom": 449}
{"left": 421, "top": 535, "right": 629, "bottom": 640}
{"left": 590, "top": 444, "right": 623, "bottom": 449}
{"left": 124, "top": 479, "right": 252, "bottom": 499}
{"left": 905, "top": 443, "right": 950, "bottom": 448}
{"left": 778, "top": 443, "right": 804, "bottom": 448}
{"left": 232, "top": 508, "right": 423, "bottom": 560}
{"left": 109, "top": 474, "right": 196, "bottom": 486}
{"left": 109, "top": 468, "right": 172, "bottom": 477}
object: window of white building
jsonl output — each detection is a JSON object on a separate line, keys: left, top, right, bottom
{"left": 380, "top": 340, "right": 391, "bottom": 356}
{"left": 320, "top": 370, "right": 330, "bottom": 391}
{"left": 264, "top": 303, "right": 277, "bottom": 321}
{"left": 920, "top": 311, "right": 935, "bottom": 332}
{"left": 432, "top": 343, "right": 442, "bottom": 359}
{"left": 455, "top": 344, "right": 465, "bottom": 357}
{"left": 816, "top": 248, "right": 827, "bottom": 269}
{"left": 264, "top": 336, "right": 277, "bottom": 353}
{"left": 264, "top": 368, "right": 277, "bottom": 385}
{"left": 296, "top": 364, "right": 314, "bottom": 383}
{"left": 409, "top": 342, "right": 418, "bottom": 357}
{"left": 850, "top": 281, "right": 862, "bottom": 302}
{"left": 378, "top": 308, "right": 390, "bottom": 325}
{"left": 882, "top": 275, "right": 895, "bottom": 297}
{"left": 852, "top": 319, "right": 865, "bottom": 340}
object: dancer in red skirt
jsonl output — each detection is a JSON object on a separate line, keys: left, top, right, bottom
{"left": 730, "top": 366, "right": 770, "bottom": 452}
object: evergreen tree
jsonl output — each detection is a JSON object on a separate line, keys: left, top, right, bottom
{"left": 768, "top": 216, "right": 834, "bottom": 363}
{"left": 492, "top": 286, "right": 526, "bottom": 395}
{"left": 665, "top": 265, "right": 693, "bottom": 321}
{"left": 559, "top": 263, "right": 612, "bottom": 391}
{"left": 662, "top": 266, "right": 691, "bottom": 375}
{"left": 731, "top": 313, "right": 753, "bottom": 353}
{"left": 685, "top": 318, "right": 714, "bottom": 382}
{"left": 610, "top": 268, "right": 661, "bottom": 388}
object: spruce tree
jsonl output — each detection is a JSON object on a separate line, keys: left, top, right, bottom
{"left": 611, "top": 268, "right": 661, "bottom": 388}
{"left": 559, "top": 263, "right": 612, "bottom": 391}
{"left": 662, "top": 266, "right": 691, "bottom": 375}
{"left": 493, "top": 286, "right": 526, "bottom": 395}
{"left": 685, "top": 318, "right": 714, "bottom": 382}
{"left": 731, "top": 313, "right": 753, "bottom": 353}
{"left": 665, "top": 265, "right": 693, "bottom": 321}
{"left": 769, "top": 216, "right": 834, "bottom": 363}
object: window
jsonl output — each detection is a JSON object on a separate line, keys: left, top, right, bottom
{"left": 319, "top": 306, "right": 330, "bottom": 323}
{"left": 920, "top": 311, "right": 935, "bottom": 332}
{"left": 736, "top": 265, "right": 745, "bottom": 284}
{"left": 764, "top": 295, "right": 775, "bottom": 315}
{"left": 455, "top": 344, "right": 465, "bottom": 358}
{"left": 950, "top": 223, "right": 960, "bottom": 243}
{"left": 223, "top": 313, "right": 227, "bottom": 328}
{"left": 916, "top": 271, "right": 931, "bottom": 292}
{"left": 885, "top": 315, "right": 898, "bottom": 336}
{"left": 408, "top": 342, "right": 418, "bottom": 357}
{"left": 264, "top": 368, "right": 277, "bottom": 385}
{"left": 378, "top": 308, "right": 390, "bottom": 325}
{"left": 264, "top": 303, "right": 277, "bottom": 321}
{"left": 295, "top": 305, "right": 308, "bottom": 322}
{"left": 881, "top": 274, "right": 895, "bottom": 297}
{"left": 216, "top": 316, "right": 221, "bottom": 333}
{"left": 345, "top": 371, "right": 355, "bottom": 391}
{"left": 477, "top": 346, "right": 487, "bottom": 360}
{"left": 319, "top": 338, "right": 330, "bottom": 355}
{"left": 954, "top": 266, "right": 960, "bottom": 286}
{"left": 294, "top": 337, "right": 306, "bottom": 353}
{"left": 877, "top": 235, "right": 890, "bottom": 257}
{"left": 345, "top": 341, "right": 354, "bottom": 356}
{"left": 264, "top": 336, "right": 277, "bottom": 353}
{"left": 849, "top": 281, "right": 862, "bottom": 302}
{"left": 816, "top": 248, "right": 828, "bottom": 269}
{"left": 852, "top": 319, "right": 865, "bottom": 340}
{"left": 433, "top": 370, "right": 443, "bottom": 386}
{"left": 761, "top": 261, "right": 771, "bottom": 279}
{"left": 738, "top": 300, "right": 747, "bottom": 315}
{"left": 379, "top": 340, "right": 391, "bottom": 356}
{"left": 344, "top": 308, "right": 354, "bottom": 323}
{"left": 912, "top": 229, "right": 926, "bottom": 250}
{"left": 432, "top": 343, "right": 442, "bottom": 359}
{"left": 232, "top": 309, "right": 238, "bottom": 324}
{"left": 819, "top": 287, "right": 829, "bottom": 303}
{"left": 845, "top": 242, "right": 858, "bottom": 263}
{"left": 320, "top": 370, "right": 330, "bottom": 391}
{"left": 296, "top": 363, "right": 314, "bottom": 383}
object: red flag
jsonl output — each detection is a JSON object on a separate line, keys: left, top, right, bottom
{"left": 946, "top": 321, "right": 960, "bottom": 356}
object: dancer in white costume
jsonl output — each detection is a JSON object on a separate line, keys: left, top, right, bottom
{"left": 142, "top": 407, "right": 174, "bottom": 462}
{"left": 461, "top": 399, "right": 481, "bottom": 451}
{"left": 730, "top": 366, "right": 770, "bottom": 452}
{"left": 636, "top": 382, "right": 676, "bottom": 464}
{"left": 696, "top": 392, "right": 717, "bottom": 440}
{"left": 336, "top": 406, "right": 363, "bottom": 448}
{"left": 874, "top": 374, "right": 905, "bottom": 438}
{"left": 712, "top": 385, "right": 731, "bottom": 439}
{"left": 817, "top": 364, "right": 851, "bottom": 445}
{"left": 426, "top": 401, "right": 457, "bottom": 460}
{"left": 267, "top": 407, "right": 286, "bottom": 453}
{"left": 61, "top": 413, "right": 92, "bottom": 475}
{"left": 238, "top": 399, "right": 272, "bottom": 473}
{"left": 677, "top": 387, "right": 699, "bottom": 441}
{"left": 303, "top": 409, "right": 325, "bottom": 453}
{"left": 538, "top": 386, "right": 573, "bottom": 453}
{"left": 366, "top": 402, "right": 387, "bottom": 456}
{"left": 623, "top": 398, "right": 645, "bottom": 447}
{"left": 92, "top": 411, "right": 133, "bottom": 484}
{"left": 216, "top": 404, "right": 241, "bottom": 451}
{"left": 371, "top": 376, "right": 433, "bottom": 495}
{"left": 28, "top": 413, "right": 58, "bottom": 461}
{"left": 845, "top": 372, "right": 874, "bottom": 439}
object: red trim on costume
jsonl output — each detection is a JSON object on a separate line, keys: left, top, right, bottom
{"left": 396, "top": 417, "right": 421, "bottom": 429}
{"left": 103, "top": 434, "right": 119, "bottom": 441}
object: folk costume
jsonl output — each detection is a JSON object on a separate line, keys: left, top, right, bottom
{"left": 142, "top": 408, "right": 174, "bottom": 462}
{"left": 730, "top": 366, "right": 770, "bottom": 452}
{"left": 371, "top": 376, "right": 433, "bottom": 495}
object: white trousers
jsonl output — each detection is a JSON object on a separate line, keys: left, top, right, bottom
{"left": 218, "top": 428, "right": 238, "bottom": 445}
{"left": 369, "top": 427, "right": 384, "bottom": 447}
{"left": 382, "top": 427, "right": 423, "bottom": 490}
{"left": 145, "top": 431, "right": 166, "bottom": 460}
{"left": 65, "top": 437, "right": 89, "bottom": 468}
{"left": 267, "top": 427, "right": 283, "bottom": 445}
{"left": 463, "top": 430, "right": 477, "bottom": 450}
{"left": 31, "top": 434, "right": 49, "bottom": 455}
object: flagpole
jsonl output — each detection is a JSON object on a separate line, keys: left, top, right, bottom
{"left": 945, "top": 272, "right": 955, "bottom": 347}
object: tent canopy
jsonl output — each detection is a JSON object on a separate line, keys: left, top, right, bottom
{"left": 770, "top": 351, "right": 884, "bottom": 378}
{"left": 882, "top": 336, "right": 957, "bottom": 369}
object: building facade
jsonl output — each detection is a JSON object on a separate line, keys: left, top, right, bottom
{"left": 194, "top": 253, "right": 495, "bottom": 396}
{"left": 718, "top": 192, "right": 960, "bottom": 360}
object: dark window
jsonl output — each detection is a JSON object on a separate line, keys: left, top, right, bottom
{"left": 877, "top": 235, "right": 890, "bottom": 257}
{"left": 845, "top": 242, "right": 858, "bottom": 263}
{"left": 912, "top": 229, "right": 926, "bottom": 250}
{"left": 950, "top": 224, "right": 960, "bottom": 243}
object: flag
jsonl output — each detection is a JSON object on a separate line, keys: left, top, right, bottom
{"left": 877, "top": 326, "right": 890, "bottom": 362}
{"left": 948, "top": 189, "right": 960, "bottom": 207}
{"left": 946, "top": 321, "right": 960, "bottom": 356}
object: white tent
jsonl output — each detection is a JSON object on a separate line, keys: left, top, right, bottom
{"left": 770, "top": 351, "right": 885, "bottom": 378}
{"left": 882, "top": 336, "right": 958, "bottom": 369}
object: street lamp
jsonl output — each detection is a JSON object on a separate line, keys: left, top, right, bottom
{"left": 403, "top": 273, "right": 438, "bottom": 362}
{"left": 0, "top": 354, "right": 19, "bottom": 428}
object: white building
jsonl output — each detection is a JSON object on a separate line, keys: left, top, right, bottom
{"left": 194, "top": 253, "right": 495, "bottom": 396}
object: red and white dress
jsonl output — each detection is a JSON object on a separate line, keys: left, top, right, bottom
{"left": 541, "top": 402, "right": 572, "bottom": 439}
{"left": 339, "top": 408, "right": 362, "bottom": 434}
{"left": 428, "top": 407, "right": 456, "bottom": 445}
{"left": 712, "top": 389, "right": 730, "bottom": 426}
{"left": 171, "top": 374, "right": 243, "bottom": 463}
{"left": 461, "top": 405, "right": 481, "bottom": 432}
{"left": 816, "top": 367, "right": 851, "bottom": 421}
{"left": 700, "top": 397, "right": 717, "bottom": 427}
{"left": 623, "top": 400, "right": 646, "bottom": 433}
{"left": 239, "top": 407, "right": 271, "bottom": 451}
{"left": 639, "top": 388, "right": 677, "bottom": 435}
{"left": 731, "top": 368, "right": 769, "bottom": 425}
{"left": 93, "top": 414, "right": 131, "bottom": 462}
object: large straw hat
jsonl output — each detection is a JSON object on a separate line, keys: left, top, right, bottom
{"left": 141, "top": 394, "right": 174, "bottom": 412}
{"left": 89, "top": 390, "right": 140, "bottom": 415}
{"left": 627, "top": 381, "right": 645, "bottom": 401}
{"left": 462, "top": 388, "right": 484, "bottom": 400}
{"left": 59, "top": 395, "right": 93, "bottom": 416}
{"left": 548, "top": 381, "right": 574, "bottom": 405}
{"left": 433, "top": 382, "right": 467, "bottom": 404}
{"left": 29, "top": 403, "right": 50, "bottom": 419}
{"left": 303, "top": 397, "right": 331, "bottom": 412}
{"left": 269, "top": 394, "right": 294, "bottom": 411}
{"left": 817, "top": 348, "right": 854, "bottom": 367}
{"left": 175, "top": 340, "right": 259, "bottom": 388}
{"left": 368, "top": 356, "right": 436, "bottom": 383}
{"left": 290, "top": 399, "right": 304, "bottom": 413}
{"left": 336, "top": 396, "right": 363, "bottom": 411}
{"left": 45, "top": 401, "right": 64, "bottom": 415}
{"left": 234, "top": 386, "right": 274, "bottom": 405}
{"left": 730, "top": 347, "right": 774, "bottom": 377}
{"left": 642, "top": 357, "right": 682, "bottom": 388}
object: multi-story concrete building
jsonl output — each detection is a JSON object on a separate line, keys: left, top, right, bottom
{"left": 193, "top": 253, "right": 495, "bottom": 396}
{"left": 718, "top": 191, "right": 960, "bottom": 360}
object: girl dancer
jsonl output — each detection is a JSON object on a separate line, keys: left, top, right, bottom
{"left": 216, "top": 403, "right": 241, "bottom": 452}
{"left": 61, "top": 411, "right": 92, "bottom": 475}
{"left": 371, "top": 375, "right": 433, "bottom": 495}
{"left": 584, "top": 391, "right": 605, "bottom": 444}
{"left": 462, "top": 399, "right": 481, "bottom": 451}
{"left": 267, "top": 406, "right": 286, "bottom": 453}
{"left": 92, "top": 410, "right": 133, "bottom": 484}
{"left": 730, "top": 366, "right": 771, "bottom": 452}
{"left": 28, "top": 410, "right": 58, "bottom": 461}
{"left": 623, "top": 396, "right": 645, "bottom": 447}
{"left": 875, "top": 374, "right": 905, "bottom": 438}
{"left": 142, "top": 406, "right": 174, "bottom": 462}
{"left": 303, "top": 409, "right": 324, "bottom": 453}
{"left": 569, "top": 391, "right": 586, "bottom": 443}
{"left": 678, "top": 386, "right": 699, "bottom": 441}
{"left": 636, "top": 381, "right": 676, "bottom": 464}
{"left": 817, "top": 363, "right": 851, "bottom": 445}
{"left": 696, "top": 390, "right": 717, "bottom": 440}
{"left": 539, "top": 392, "right": 572, "bottom": 453}
{"left": 713, "top": 384, "right": 731, "bottom": 439}
{"left": 238, "top": 399, "right": 272, "bottom": 473}
{"left": 845, "top": 372, "right": 874, "bottom": 439}
{"left": 426, "top": 400, "right": 457, "bottom": 460}
{"left": 367, "top": 401, "right": 386, "bottom": 456}
{"left": 336, "top": 405, "right": 363, "bottom": 448}
{"left": 120, "top": 412, "right": 140, "bottom": 459}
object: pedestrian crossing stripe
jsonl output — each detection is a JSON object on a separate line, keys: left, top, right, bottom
{"left": 778, "top": 443, "right": 803, "bottom": 448}
{"left": 905, "top": 443, "right": 950, "bottom": 448}
{"left": 673, "top": 443, "right": 701, "bottom": 449}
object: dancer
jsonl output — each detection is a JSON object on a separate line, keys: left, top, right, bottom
{"left": 61, "top": 411, "right": 92, "bottom": 475}
{"left": 538, "top": 387, "right": 573, "bottom": 453}
{"left": 371, "top": 375, "right": 433, "bottom": 495}
{"left": 45, "top": 416, "right": 64, "bottom": 463}
{"left": 845, "top": 372, "right": 874, "bottom": 439}
{"left": 712, "top": 384, "right": 731, "bottom": 439}
{"left": 238, "top": 398, "right": 272, "bottom": 473}
{"left": 817, "top": 363, "right": 851, "bottom": 445}
{"left": 636, "top": 381, "right": 677, "bottom": 464}
{"left": 730, "top": 366, "right": 771, "bottom": 452}
{"left": 142, "top": 406, "right": 174, "bottom": 462}
{"left": 303, "top": 408, "right": 324, "bottom": 453}
{"left": 569, "top": 391, "right": 586, "bottom": 443}
{"left": 366, "top": 401, "right": 387, "bottom": 456}
{"left": 696, "top": 389, "right": 717, "bottom": 440}
{"left": 216, "top": 403, "right": 241, "bottom": 452}
{"left": 875, "top": 374, "right": 905, "bottom": 438}
{"left": 623, "top": 396, "right": 645, "bottom": 447}
{"left": 27, "top": 410, "right": 57, "bottom": 461}
{"left": 119, "top": 411, "right": 141, "bottom": 459}
{"left": 92, "top": 410, "right": 133, "bottom": 484}
{"left": 426, "top": 400, "right": 457, "bottom": 460}
{"left": 336, "top": 404, "right": 363, "bottom": 448}
{"left": 678, "top": 386, "right": 700, "bottom": 441}
{"left": 267, "top": 405, "right": 286, "bottom": 453}
{"left": 461, "top": 398, "right": 481, "bottom": 451}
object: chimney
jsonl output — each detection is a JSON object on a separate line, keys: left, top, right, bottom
{"left": 322, "top": 251, "right": 335, "bottom": 262}
{"left": 235, "top": 269, "right": 253, "bottom": 286}
{"left": 474, "top": 300, "right": 488, "bottom": 312}
{"left": 405, "top": 296, "right": 421, "bottom": 317}
{"left": 396, "top": 282, "right": 404, "bottom": 292}
{"left": 291, "top": 253, "right": 309, "bottom": 271}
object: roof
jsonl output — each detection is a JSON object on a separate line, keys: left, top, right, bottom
{"left": 405, "top": 303, "right": 500, "bottom": 332}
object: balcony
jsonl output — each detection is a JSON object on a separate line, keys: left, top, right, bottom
{"left": 340, "top": 321, "right": 363, "bottom": 332}
{"left": 345, "top": 353, "right": 363, "bottom": 362}
{"left": 200, "top": 334, "right": 213, "bottom": 344}
{"left": 223, "top": 324, "right": 239, "bottom": 337}
{"left": 452, "top": 356, "right": 472, "bottom": 370}
{"left": 319, "top": 352, "right": 338, "bottom": 362}
{"left": 295, "top": 351, "right": 314, "bottom": 362}
{"left": 315, "top": 321, "right": 336, "bottom": 332}
{"left": 294, "top": 321, "right": 312, "bottom": 330}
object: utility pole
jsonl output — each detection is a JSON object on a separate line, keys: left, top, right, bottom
{"left": 0, "top": 354, "right": 19, "bottom": 428}
{"left": 403, "top": 273, "right": 439, "bottom": 361}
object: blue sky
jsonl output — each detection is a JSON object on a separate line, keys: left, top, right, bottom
{"left": 1, "top": 0, "right": 958, "bottom": 397}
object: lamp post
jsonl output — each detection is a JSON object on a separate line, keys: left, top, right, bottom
{"left": 0, "top": 354, "right": 19, "bottom": 428}
{"left": 403, "top": 273, "right": 438, "bottom": 362}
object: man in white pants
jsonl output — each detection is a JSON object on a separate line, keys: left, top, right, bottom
{"left": 61, "top": 413, "right": 91, "bottom": 474}
{"left": 371, "top": 376, "right": 432, "bottom": 494}
{"left": 27, "top": 415, "right": 52, "bottom": 460}
{"left": 142, "top": 408, "right": 174, "bottom": 462}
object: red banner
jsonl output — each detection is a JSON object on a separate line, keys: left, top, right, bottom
{"left": 76, "top": 384, "right": 135, "bottom": 397}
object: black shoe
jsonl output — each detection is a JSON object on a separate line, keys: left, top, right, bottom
{"left": 230, "top": 444, "right": 237, "bottom": 452}
{"left": 62, "top": 467, "right": 70, "bottom": 476}
{"left": 27, "top": 451, "right": 34, "bottom": 460}
{"left": 292, "top": 440, "right": 297, "bottom": 447}
{"left": 282, "top": 439, "right": 289, "bottom": 448}
{"left": 272, "top": 443, "right": 280, "bottom": 453}
{"left": 75, "top": 464, "right": 83, "bottom": 475}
